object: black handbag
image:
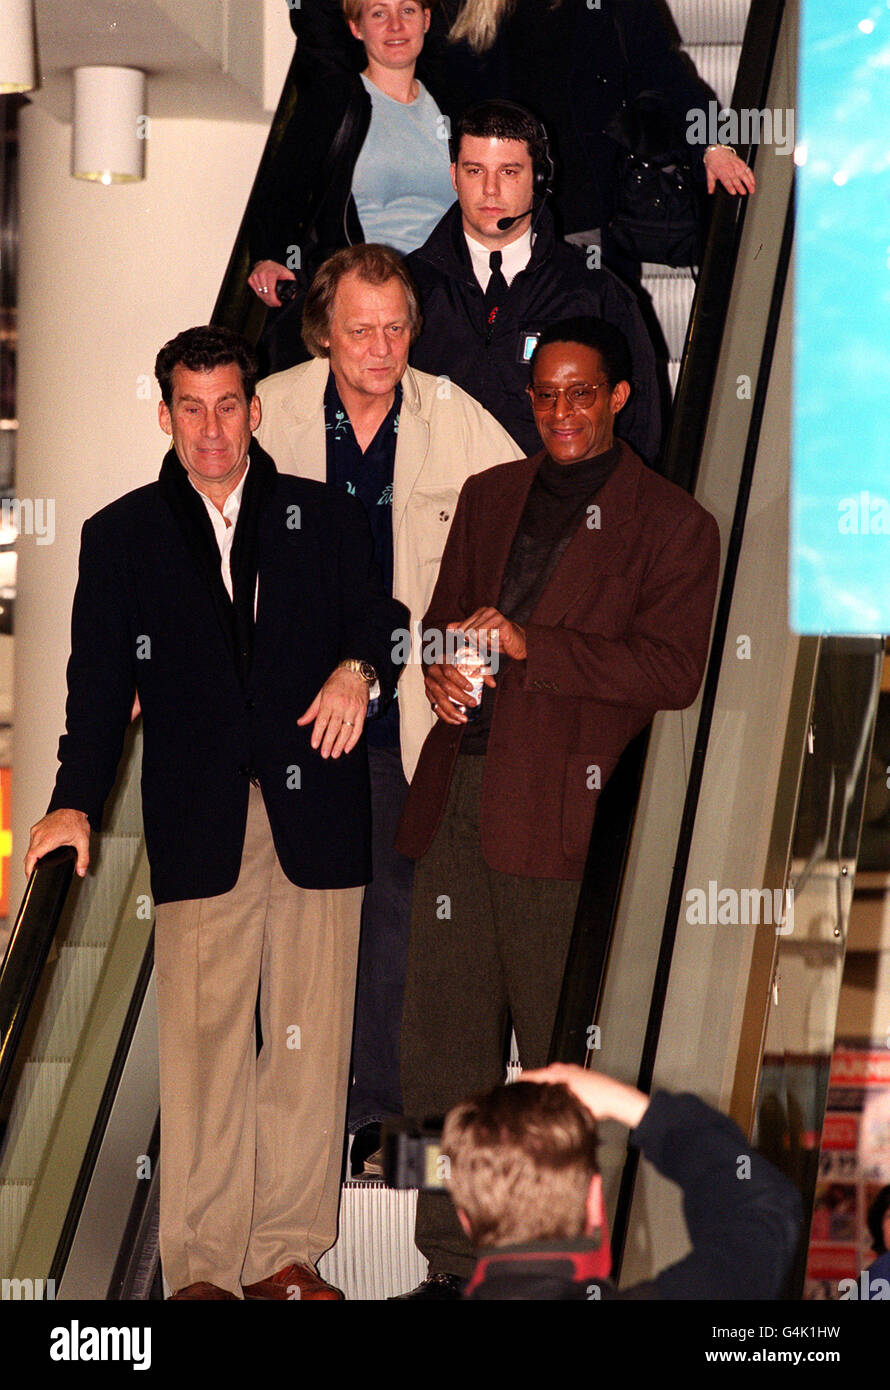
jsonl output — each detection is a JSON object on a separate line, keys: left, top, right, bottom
{"left": 605, "top": 18, "right": 705, "bottom": 267}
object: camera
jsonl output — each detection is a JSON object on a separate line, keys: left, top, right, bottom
{"left": 380, "top": 1118, "right": 448, "bottom": 1191}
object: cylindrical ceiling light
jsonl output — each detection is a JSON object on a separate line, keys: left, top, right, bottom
{"left": 72, "top": 66, "right": 147, "bottom": 184}
{"left": 0, "top": 0, "right": 37, "bottom": 93}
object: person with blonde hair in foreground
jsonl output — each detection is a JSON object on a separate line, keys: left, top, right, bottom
{"left": 441, "top": 1064, "right": 802, "bottom": 1300}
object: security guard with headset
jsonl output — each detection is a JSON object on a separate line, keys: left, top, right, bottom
{"left": 407, "top": 98, "right": 662, "bottom": 465}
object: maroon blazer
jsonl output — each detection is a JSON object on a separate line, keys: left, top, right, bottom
{"left": 395, "top": 442, "right": 721, "bottom": 880}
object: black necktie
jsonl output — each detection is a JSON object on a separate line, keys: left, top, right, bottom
{"left": 484, "top": 250, "right": 508, "bottom": 342}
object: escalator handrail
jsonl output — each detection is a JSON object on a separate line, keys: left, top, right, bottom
{"left": 210, "top": 48, "right": 300, "bottom": 336}
{"left": 0, "top": 846, "right": 76, "bottom": 1105}
{"left": 662, "top": 0, "right": 787, "bottom": 491}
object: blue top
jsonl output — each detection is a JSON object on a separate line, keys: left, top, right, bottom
{"left": 352, "top": 75, "right": 455, "bottom": 254}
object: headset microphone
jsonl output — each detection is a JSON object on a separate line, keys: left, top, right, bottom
{"left": 496, "top": 207, "right": 535, "bottom": 231}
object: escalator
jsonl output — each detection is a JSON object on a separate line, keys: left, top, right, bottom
{"left": 0, "top": 724, "right": 158, "bottom": 1297}
{"left": 553, "top": 0, "right": 883, "bottom": 1290}
{"left": 2, "top": 0, "right": 857, "bottom": 1301}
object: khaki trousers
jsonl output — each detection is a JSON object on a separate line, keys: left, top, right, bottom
{"left": 154, "top": 784, "right": 362, "bottom": 1296}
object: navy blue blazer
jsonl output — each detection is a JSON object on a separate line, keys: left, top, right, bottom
{"left": 48, "top": 461, "right": 408, "bottom": 904}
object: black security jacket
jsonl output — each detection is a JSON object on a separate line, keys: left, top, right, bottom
{"left": 48, "top": 448, "right": 408, "bottom": 904}
{"left": 407, "top": 203, "right": 662, "bottom": 462}
{"left": 465, "top": 1091, "right": 803, "bottom": 1300}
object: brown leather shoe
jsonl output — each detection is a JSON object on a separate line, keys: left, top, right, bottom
{"left": 242, "top": 1263, "right": 343, "bottom": 1301}
{"left": 168, "top": 1282, "right": 239, "bottom": 1300}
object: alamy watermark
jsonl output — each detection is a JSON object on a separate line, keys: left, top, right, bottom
{"left": 839, "top": 1269, "right": 890, "bottom": 1300}
{"left": 685, "top": 881, "right": 794, "bottom": 936}
{"left": 391, "top": 623, "right": 501, "bottom": 672}
{"left": 49, "top": 1321, "right": 151, "bottom": 1370}
{"left": 686, "top": 101, "right": 795, "bottom": 157}
{"left": 1, "top": 496, "right": 55, "bottom": 545}
{"left": 2, "top": 1276, "right": 55, "bottom": 1299}
{"left": 838, "top": 491, "right": 890, "bottom": 535}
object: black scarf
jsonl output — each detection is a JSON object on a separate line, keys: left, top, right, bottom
{"left": 158, "top": 437, "right": 277, "bottom": 687}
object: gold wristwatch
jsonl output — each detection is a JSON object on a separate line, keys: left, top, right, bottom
{"left": 337, "top": 659, "right": 378, "bottom": 685}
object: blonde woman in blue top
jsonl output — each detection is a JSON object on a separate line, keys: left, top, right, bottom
{"left": 249, "top": 0, "right": 456, "bottom": 326}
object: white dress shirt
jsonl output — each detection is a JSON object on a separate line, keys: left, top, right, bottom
{"left": 194, "top": 466, "right": 248, "bottom": 601}
{"left": 192, "top": 464, "right": 262, "bottom": 622}
{"left": 465, "top": 228, "right": 534, "bottom": 291}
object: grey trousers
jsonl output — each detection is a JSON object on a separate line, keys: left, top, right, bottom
{"left": 400, "top": 755, "right": 582, "bottom": 1276}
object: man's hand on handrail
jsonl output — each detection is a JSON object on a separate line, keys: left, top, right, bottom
{"left": 25, "top": 808, "right": 91, "bottom": 879}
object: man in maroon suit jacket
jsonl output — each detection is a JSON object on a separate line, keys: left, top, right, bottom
{"left": 392, "top": 317, "right": 721, "bottom": 1298}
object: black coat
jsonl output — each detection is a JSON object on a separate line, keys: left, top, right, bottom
{"left": 249, "top": 72, "right": 368, "bottom": 271}
{"left": 407, "top": 203, "right": 662, "bottom": 462}
{"left": 288, "top": 0, "right": 714, "bottom": 234}
{"left": 491, "top": 0, "right": 713, "bottom": 235}
{"left": 465, "top": 1092, "right": 803, "bottom": 1300}
{"left": 48, "top": 453, "right": 408, "bottom": 904}
{"left": 249, "top": 68, "right": 458, "bottom": 273}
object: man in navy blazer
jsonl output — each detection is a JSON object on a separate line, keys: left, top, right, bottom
{"left": 26, "top": 325, "right": 407, "bottom": 1301}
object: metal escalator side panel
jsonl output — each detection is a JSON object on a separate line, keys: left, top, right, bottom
{"left": 56, "top": 953, "right": 160, "bottom": 1300}
{"left": 0, "top": 847, "right": 75, "bottom": 1102}
{"left": 589, "top": 0, "right": 800, "bottom": 1282}
{"left": 6, "top": 731, "right": 154, "bottom": 1287}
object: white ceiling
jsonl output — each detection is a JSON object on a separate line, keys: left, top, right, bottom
{"left": 30, "top": 0, "right": 280, "bottom": 123}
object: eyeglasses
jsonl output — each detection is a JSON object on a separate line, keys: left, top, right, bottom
{"left": 527, "top": 381, "right": 609, "bottom": 411}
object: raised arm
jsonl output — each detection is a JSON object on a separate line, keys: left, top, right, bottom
{"left": 525, "top": 1062, "right": 802, "bottom": 1300}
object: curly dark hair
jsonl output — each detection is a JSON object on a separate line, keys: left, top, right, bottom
{"left": 154, "top": 325, "right": 258, "bottom": 406}
{"left": 529, "top": 316, "right": 634, "bottom": 390}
